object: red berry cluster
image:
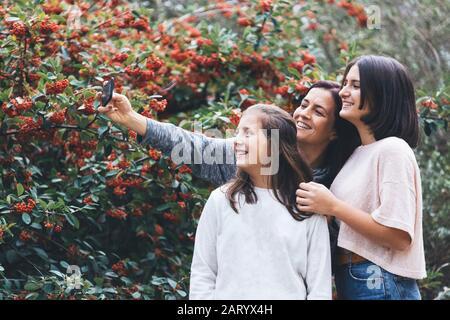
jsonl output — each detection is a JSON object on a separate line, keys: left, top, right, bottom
{"left": 83, "top": 196, "right": 94, "bottom": 205}
{"left": 132, "top": 208, "right": 144, "bottom": 217}
{"left": 77, "top": 96, "right": 96, "bottom": 115}
{"left": 146, "top": 54, "right": 164, "bottom": 70}
{"left": 112, "top": 261, "right": 128, "bottom": 276}
{"left": 49, "top": 108, "right": 67, "bottom": 125}
{"left": 44, "top": 222, "right": 54, "bottom": 230}
{"left": 64, "top": 132, "right": 98, "bottom": 166}
{"left": 13, "top": 199, "right": 36, "bottom": 214}
{"left": 295, "top": 82, "right": 309, "bottom": 94}
{"left": 196, "top": 37, "right": 213, "bottom": 47}
{"left": 19, "top": 230, "right": 32, "bottom": 242}
{"left": 67, "top": 244, "right": 80, "bottom": 258}
{"left": 125, "top": 66, "right": 154, "bottom": 81}
{"left": 106, "top": 209, "right": 128, "bottom": 220}
{"left": 155, "top": 224, "right": 164, "bottom": 236}
{"left": 113, "top": 186, "right": 126, "bottom": 196}
{"left": 238, "top": 17, "right": 253, "bottom": 27}
{"left": 106, "top": 176, "right": 144, "bottom": 190}
{"left": 130, "top": 18, "right": 150, "bottom": 32}
{"left": 112, "top": 53, "right": 129, "bottom": 63}
{"left": 289, "top": 61, "right": 305, "bottom": 73}
{"left": 229, "top": 109, "right": 241, "bottom": 126}
{"left": 178, "top": 165, "right": 192, "bottom": 175}
{"left": 148, "top": 148, "right": 161, "bottom": 161}
{"left": 46, "top": 79, "right": 69, "bottom": 94}
{"left": 301, "top": 51, "right": 316, "bottom": 65}
{"left": 170, "top": 47, "right": 195, "bottom": 63}
{"left": 42, "top": 4, "right": 63, "bottom": 15}
{"left": 40, "top": 18, "right": 59, "bottom": 34}
{"left": 259, "top": 0, "right": 272, "bottom": 13}
{"left": 2, "top": 97, "right": 33, "bottom": 117}
{"left": 163, "top": 212, "right": 178, "bottom": 222}
{"left": 15, "top": 116, "right": 42, "bottom": 135}
{"left": 337, "top": 0, "right": 368, "bottom": 27}
{"left": 149, "top": 99, "right": 167, "bottom": 113}
{"left": 116, "top": 11, "right": 150, "bottom": 32}
{"left": 117, "top": 159, "right": 130, "bottom": 170}
{"left": 421, "top": 99, "right": 438, "bottom": 110}
{"left": 191, "top": 54, "right": 220, "bottom": 69}
{"left": 140, "top": 108, "right": 154, "bottom": 119}
{"left": 10, "top": 21, "right": 27, "bottom": 37}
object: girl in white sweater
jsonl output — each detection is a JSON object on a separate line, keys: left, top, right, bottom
{"left": 189, "top": 104, "right": 331, "bottom": 300}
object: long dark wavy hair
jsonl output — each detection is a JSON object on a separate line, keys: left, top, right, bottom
{"left": 226, "top": 104, "right": 314, "bottom": 221}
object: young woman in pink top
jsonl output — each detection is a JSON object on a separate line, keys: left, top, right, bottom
{"left": 296, "top": 55, "right": 426, "bottom": 300}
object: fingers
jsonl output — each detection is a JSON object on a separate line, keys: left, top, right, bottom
{"left": 296, "top": 189, "right": 309, "bottom": 198}
{"left": 299, "top": 182, "right": 314, "bottom": 191}
{"left": 97, "top": 105, "right": 112, "bottom": 114}
{"left": 297, "top": 204, "right": 312, "bottom": 212}
{"left": 111, "top": 92, "right": 124, "bottom": 102}
{"left": 296, "top": 196, "right": 311, "bottom": 206}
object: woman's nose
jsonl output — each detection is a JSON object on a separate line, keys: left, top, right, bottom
{"left": 339, "top": 86, "right": 349, "bottom": 98}
{"left": 299, "top": 107, "right": 312, "bottom": 119}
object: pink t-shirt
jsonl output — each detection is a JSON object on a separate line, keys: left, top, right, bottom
{"left": 331, "top": 137, "right": 426, "bottom": 279}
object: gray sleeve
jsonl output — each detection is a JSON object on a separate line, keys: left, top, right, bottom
{"left": 137, "top": 118, "right": 237, "bottom": 186}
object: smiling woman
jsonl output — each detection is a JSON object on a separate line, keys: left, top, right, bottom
{"left": 190, "top": 104, "right": 331, "bottom": 300}
{"left": 293, "top": 81, "right": 360, "bottom": 185}
{"left": 296, "top": 55, "right": 426, "bottom": 300}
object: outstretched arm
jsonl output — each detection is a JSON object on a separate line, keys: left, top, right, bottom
{"left": 98, "top": 93, "right": 237, "bottom": 186}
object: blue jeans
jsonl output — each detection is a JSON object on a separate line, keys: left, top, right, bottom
{"left": 335, "top": 261, "right": 421, "bottom": 300}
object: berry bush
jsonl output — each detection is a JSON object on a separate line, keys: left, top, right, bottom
{"left": 0, "top": 0, "right": 448, "bottom": 299}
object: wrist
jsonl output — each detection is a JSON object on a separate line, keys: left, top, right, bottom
{"left": 124, "top": 111, "right": 147, "bottom": 136}
{"left": 330, "top": 198, "right": 345, "bottom": 219}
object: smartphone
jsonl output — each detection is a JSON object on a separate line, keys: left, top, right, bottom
{"left": 101, "top": 78, "right": 115, "bottom": 106}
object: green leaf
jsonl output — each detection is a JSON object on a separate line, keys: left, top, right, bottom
{"left": 156, "top": 203, "right": 171, "bottom": 212}
{"left": 288, "top": 67, "right": 301, "bottom": 79}
{"left": 131, "top": 291, "right": 141, "bottom": 299}
{"left": 31, "top": 222, "right": 42, "bottom": 230}
{"left": 24, "top": 282, "right": 42, "bottom": 291}
{"left": 177, "top": 290, "right": 187, "bottom": 297}
{"left": 167, "top": 278, "right": 178, "bottom": 289}
{"left": 16, "top": 183, "right": 24, "bottom": 196}
{"left": 22, "top": 213, "right": 31, "bottom": 225}
{"left": 98, "top": 126, "right": 110, "bottom": 139}
{"left": 64, "top": 212, "right": 80, "bottom": 229}
{"left": 33, "top": 247, "right": 49, "bottom": 260}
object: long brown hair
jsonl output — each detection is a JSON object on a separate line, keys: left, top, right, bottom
{"left": 226, "top": 104, "right": 313, "bottom": 221}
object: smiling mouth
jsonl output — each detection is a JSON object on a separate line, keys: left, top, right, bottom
{"left": 235, "top": 149, "right": 248, "bottom": 156}
{"left": 342, "top": 101, "right": 354, "bottom": 108}
{"left": 296, "top": 121, "right": 312, "bottom": 130}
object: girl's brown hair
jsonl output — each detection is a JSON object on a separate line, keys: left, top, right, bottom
{"left": 226, "top": 104, "right": 313, "bottom": 221}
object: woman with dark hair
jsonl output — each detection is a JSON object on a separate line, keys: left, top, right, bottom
{"left": 294, "top": 81, "right": 360, "bottom": 188}
{"left": 297, "top": 55, "right": 426, "bottom": 300}
{"left": 190, "top": 104, "right": 331, "bottom": 299}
